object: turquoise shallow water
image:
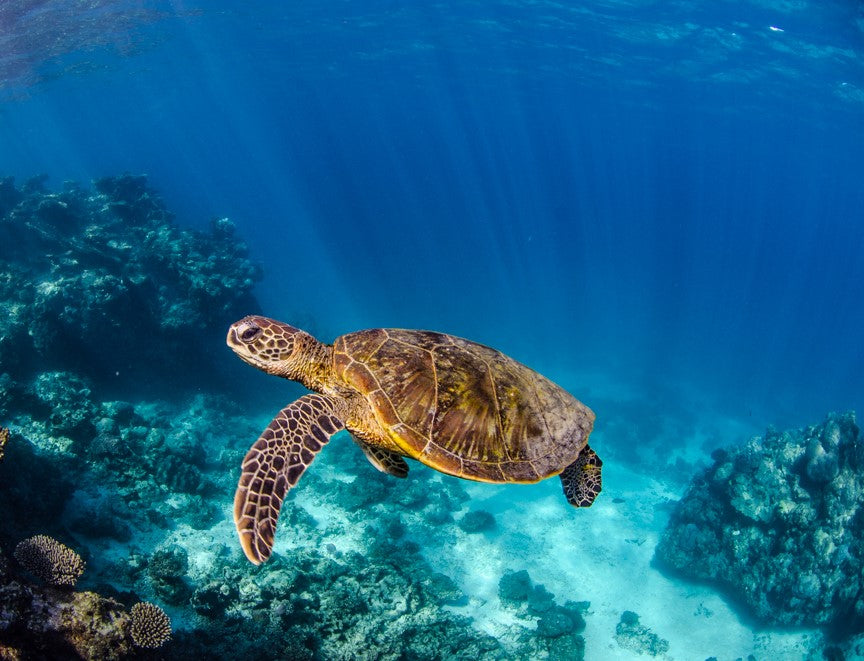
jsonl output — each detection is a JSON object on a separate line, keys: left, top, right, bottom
{"left": 1, "top": 2, "right": 863, "bottom": 659}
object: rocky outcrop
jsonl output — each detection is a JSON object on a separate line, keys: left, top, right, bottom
{"left": 0, "top": 174, "right": 261, "bottom": 397}
{"left": 656, "top": 412, "right": 864, "bottom": 634}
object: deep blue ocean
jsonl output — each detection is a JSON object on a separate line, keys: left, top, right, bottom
{"left": 1, "top": 1, "right": 864, "bottom": 659}
{"left": 3, "top": 1, "right": 863, "bottom": 424}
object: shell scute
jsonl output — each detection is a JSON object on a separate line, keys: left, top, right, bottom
{"left": 336, "top": 328, "right": 594, "bottom": 482}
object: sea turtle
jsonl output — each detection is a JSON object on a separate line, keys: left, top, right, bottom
{"left": 227, "top": 315, "right": 601, "bottom": 565}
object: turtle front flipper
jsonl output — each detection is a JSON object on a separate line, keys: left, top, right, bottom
{"left": 234, "top": 393, "right": 345, "bottom": 565}
{"left": 560, "top": 445, "right": 602, "bottom": 507}
{"left": 356, "top": 440, "right": 409, "bottom": 478}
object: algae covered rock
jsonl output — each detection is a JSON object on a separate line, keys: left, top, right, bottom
{"left": 496, "top": 568, "right": 587, "bottom": 659}
{"left": 499, "top": 569, "right": 533, "bottom": 605}
{"left": 458, "top": 509, "right": 496, "bottom": 533}
{"left": 29, "top": 371, "right": 97, "bottom": 443}
{"left": 656, "top": 412, "right": 864, "bottom": 633}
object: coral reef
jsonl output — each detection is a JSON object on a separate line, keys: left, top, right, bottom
{"left": 0, "top": 542, "right": 171, "bottom": 659}
{"left": 0, "top": 174, "right": 262, "bottom": 398}
{"left": 656, "top": 412, "right": 864, "bottom": 634}
{"left": 167, "top": 535, "right": 508, "bottom": 660}
{"left": 613, "top": 610, "right": 669, "bottom": 656}
{"left": 13, "top": 535, "right": 85, "bottom": 587}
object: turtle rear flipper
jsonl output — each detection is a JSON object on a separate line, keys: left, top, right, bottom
{"left": 357, "top": 440, "right": 409, "bottom": 478}
{"left": 234, "top": 393, "right": 345, "bottom": 565}
{"left": 560, "top": 445, "right": 602, "bottom": 507}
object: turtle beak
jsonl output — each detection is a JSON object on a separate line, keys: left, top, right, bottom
{"left": 226, "top": 318, "right": 263, "bottom": 367}
{"left": 226, "top": 325, "right": 243, "bottom": 352}
{"left": 227, "top": 325, "right": 242, "bottom": 349}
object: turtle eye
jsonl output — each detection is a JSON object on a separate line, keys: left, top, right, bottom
{"left": 240, "top": 325, "right": 262, "bottom": 343}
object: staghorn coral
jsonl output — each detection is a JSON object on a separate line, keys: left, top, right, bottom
{"left": 128, "top": 601, "right": 172, "bottom": 649}
{"left": 13, "top": 535, "right": 85, "bottom": 587}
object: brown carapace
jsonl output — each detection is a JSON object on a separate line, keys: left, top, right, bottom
{"left": 227, "top": 315, "right": 601, "bottom": 565}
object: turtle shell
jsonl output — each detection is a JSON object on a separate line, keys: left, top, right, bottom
{"left": 332, "top": 329, "right": 594, "bottom": 483}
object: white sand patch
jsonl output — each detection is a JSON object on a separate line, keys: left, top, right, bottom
{"left": 415, "top": 462, "right": 820, "bottom": 659}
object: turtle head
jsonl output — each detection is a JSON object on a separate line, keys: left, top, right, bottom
{"left": 227, "top": 316, "right": 312, "bottom": 379}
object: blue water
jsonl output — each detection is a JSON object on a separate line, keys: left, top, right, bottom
{"left": 3, "top": 1, "right": 862, "bottom": 427}
{"left": 2, "top": 1, "right": 864, "bottom": 657}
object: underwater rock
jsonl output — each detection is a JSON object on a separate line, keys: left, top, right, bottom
{"left": 656, "top": 412, "right": 864, "bottom": 633}
{"left": 0, "top": 373, "right": 13, "bottom": 417}
{"left": 499, "top": 569, "right": 533, "bottom": 605}
{"left": 526, "top": 582, "right": 556, "bottom": 614}
{"left": 458, "top": 509, "right": 496, "bottom": 533}
{"left": 614, "top": 610, "right": 669, "bottom": 656}
{"left": 63, "top": 490, "right": 132, "bottom": 542}
{"left": 191, "top": 581, "right": 238, "bottom": 618}
{"left": 342, "top": 472, "right": 393, "bottom": 510}
{"left": 0, "top": 427, "right": 78, "bottom": 555}
{"left": 547, "top": 632, "right": 586, "bottom": 661}
{"left": 29, "top": 371, "right": 97, "bottom": 444}
{"left": 0, "top": 177, "right": 23, "bottom": 216}
{"left": 420, "top": 571, "right": 465, "bottom": 606}
{"left": 146, "top": 545, "right": 192, "bottom": 606}
{"left": 496, "top": 569, "right": 587, "bottom": 657}
{"left": 537, "top": 605, "right": 580, "bottom": 638}
{"left": 154, "top": 453, "right": 206, "bottom": 494}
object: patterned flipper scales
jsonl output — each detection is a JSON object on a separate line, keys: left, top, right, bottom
{"left": 560, "top": 444, "right": 602, "bottom": 507}
{"left": 234, "top": 393, "right": 344, "bottom": 564}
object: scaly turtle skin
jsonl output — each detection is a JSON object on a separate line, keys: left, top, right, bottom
{"left": 227, "top": 315, "right": 601, "bottom": 565}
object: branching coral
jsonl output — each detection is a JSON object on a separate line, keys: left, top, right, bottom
{"left": 128, "top": 601, "right": 172, "bottom": 649}
{"left": 13, "top": 534, "right": 85, "bottom": 587}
